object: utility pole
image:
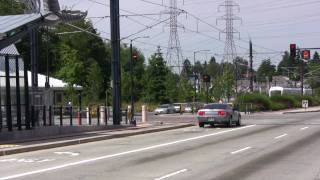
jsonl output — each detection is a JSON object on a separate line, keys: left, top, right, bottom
{"left": 130, "top": 41, "right": 134, "bottom": 123}
{"left": 300, "top": 52, "right": 304, "bottom": 96}
{"left": 249, "top": 40, "right": 253, "bottom": 92}
{"left": 110, "top": 0, "right": 121, "bottom": 125}
{"left": 129, "top": 36, "right": 148, "bottom": 124}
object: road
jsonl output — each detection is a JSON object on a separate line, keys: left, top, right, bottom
{"left": 1, "top": 111, "right": 320, "bottom": 180}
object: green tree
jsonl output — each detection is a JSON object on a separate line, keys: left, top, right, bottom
{"left": 142, "top": 48, "right": 170, "bottom": 103}
{"left": 0, "top": 0, "right": 24, "bottom": 15}
{"left": 257, "top": 59, "right": 276, "bottom": 83}
{"left": 55, "top": 44, "right": 85, "bottom": 85}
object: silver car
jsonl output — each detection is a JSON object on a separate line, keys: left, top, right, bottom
{"left": 154, "top": 104, "right": 176, "bottom": 115}
{"left": 197, "top": 103, "right": 241, "bottom": 128}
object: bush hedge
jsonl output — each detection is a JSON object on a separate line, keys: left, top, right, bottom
{"left": 235, "top": 93, "right": 320, "bottom": 112}
{"left": 235, "top": 93, "right": 271, "bottom": 111}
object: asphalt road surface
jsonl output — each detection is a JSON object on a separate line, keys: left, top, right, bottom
{"left": 1, "top": 112, "right": 320, "bottom": 180}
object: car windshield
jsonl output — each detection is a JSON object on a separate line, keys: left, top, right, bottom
{"left": 160, "top": 105, "right": 169, "bottom": 108}
{"left": 204, "top": 104, "right": 228, "bottom": 109}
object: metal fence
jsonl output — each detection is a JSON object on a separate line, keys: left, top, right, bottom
{"left": 0, "top": 55, "right": 29, "bottom": 132}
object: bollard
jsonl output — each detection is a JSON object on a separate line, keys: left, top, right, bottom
{"left": 97, "top": 106, "right": 100, "bottom": 125}
{"left": 100, "top": 106, "right": 106, "bottom": 125}
{"left": 77, "top": 108, "right": 81, "bottom": 126}
{"left": 31, "top": 106, "right": 35, "bottom": 128}
{"left": 142, "top": 105, "right": 147, "bottom": 123}
{"left": 127, "top": 105, "right": 132, "bottom": 124}
{"left": 70, "top": 106, "right": 73, "bottom": 126}
{"left": 49, "top": 106, "right": 52, "bottom": 126}
{"left": 43, "top": 106, "right": 46, "bottom": 126}
{"left": 86, "top": 107, "right": 91, "bottom": 125}
{"left": 104, "top": 106, "right": 110, "bottom": 125}
{"left": 60, "top": 106, "right": 63, "bottom": 126}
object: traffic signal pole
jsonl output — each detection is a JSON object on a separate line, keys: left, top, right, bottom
{"left": 130, "top": 41, "right": 134, "bottom": 124}
{"left": 249, "top": 40, "right": 253, "bottom": 92}
{"left": 300, "top": 59, "right": 304, "bottom": 96}
{"left": 110, "top": 0, "right": 121, "bottom": 125}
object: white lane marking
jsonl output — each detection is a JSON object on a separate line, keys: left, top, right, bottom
{"left": 300, "top": 127, "right": 309, "bottom": 131}
{"left": 0, "top": 125, "right": 256, "bottom": 180}
{"left": 0, "top": 158, "right": 55, "bottom": 163}
{"left": 274, "top": 133, "right": 288, "bottom": 139}
{"left": 154, "top": 169, "right": 188, "bottom": 180}
{"left": 231, "top": 147, "right": 252, "bottom": 155}
{"left": 54, "top": 152, "right": 80, "bottom": 157}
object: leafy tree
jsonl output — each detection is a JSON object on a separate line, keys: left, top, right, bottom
{"left": 55, "top": 44, "right": 86, "bottom": 86}
{"left": 206, "top": 56, "right": 220, "bottom": 80}
{"left": 0, "top": 0, "right": 24, "bottom": 15}
{"left": 142, "top": 48, "right": 170, "bottom": 103}
{"left": 307, "top": 52, "right": 320, "bottom": 89}
{"left": 256, "top": 59, "right": 276, "bottom": 83}
{"left": 211, "top": 66, "right": 235, "bottom": 101}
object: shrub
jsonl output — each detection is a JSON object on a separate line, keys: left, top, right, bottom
{"left": 292, "top": 95, "right": 320, "bottom": 107}
{"left": 235, "top": 93, "right": 271, "bottom": 111}
{"left": 270, "top": 102, "right": 287, "bottom": 111}
{"left": 270, "top": 95, "right": 300, "bottom": 109}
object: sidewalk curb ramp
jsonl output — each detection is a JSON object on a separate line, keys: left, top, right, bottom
{"left": 0, "top": 124, "right": 194, "bottom": 157}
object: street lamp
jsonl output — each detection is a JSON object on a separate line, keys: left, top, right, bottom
{"left": 193, "top": 50, "right": 210, "bottom": 111}
{"left": 130, "top": 36, "right": 149, "bottom": 124}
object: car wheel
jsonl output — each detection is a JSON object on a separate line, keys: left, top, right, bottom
{"left": 199, "top": 123, "right": 205, "bottom": 128}
{"left": 236, "top": 116, "right": 241, "bottom": 127}
{"left": 210, "top": 123, "right": 215, "bottom": 128}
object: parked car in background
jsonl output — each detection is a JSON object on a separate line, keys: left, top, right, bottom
{"left": 173, "top": 103, "right": 187, "bottom": 113}
{"left": 197, "top": 103, "right": 241, "bottom": 128}
{"left": 154, "top": 104, "right": 176, "bottom": 115}
{"left": 184, "top": 104, "right": 193, "bottom": 113}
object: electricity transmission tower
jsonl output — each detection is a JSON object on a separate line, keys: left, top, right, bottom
{"left": 166, "top": 0, "right": 184, "bottom": 74}
{"left": 217, "top": 0, "right": 241, "bottom": 63}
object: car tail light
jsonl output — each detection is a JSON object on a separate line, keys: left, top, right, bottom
{"left": 218, "top": 111, "right": 226, "bottom": 116}
{"left": 198, "top": 111, "right": 205, "bottom": 116}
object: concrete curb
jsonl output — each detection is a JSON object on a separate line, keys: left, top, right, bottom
{"left": 0, "top": 124, "right": 194, "bottom": 157}
{"left": 282, "top": 110, "right": 320, "bottom": 114}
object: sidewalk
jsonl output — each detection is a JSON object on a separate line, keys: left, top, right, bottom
{"left": 241, "top": 106, "right": 320, "bottom": 116}
{"left": 0, "top": 122, "right": 194, "bottom": 157}
{"left": 282, "top": 106, "right": 320, "bottom": 114}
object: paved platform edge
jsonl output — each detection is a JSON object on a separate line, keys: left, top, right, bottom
{"left": 0, "top": 124, "right": 195, "bottom": 157}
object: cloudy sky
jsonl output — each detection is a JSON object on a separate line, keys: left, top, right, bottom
{"left": 58, "top": 0, "right": 320, "bottom": 68}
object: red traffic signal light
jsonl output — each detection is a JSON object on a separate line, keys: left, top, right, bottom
{"left": 133, "top": 53, "right": 138, "bottom": 60}
{"left": 203, "top": 74, "right": 210, "bottom": 83}
{"left": 290, "top": 44, "right": 296, "bottom": 58}
{"left": 302, "top": 50, "right": 311, "bottom": 60}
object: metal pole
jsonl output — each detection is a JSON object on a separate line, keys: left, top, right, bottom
{"left": 206, "top": 82, "right": 209, "bottom": 104}
{"left": 110, "top": 0, "right": 121, "bottom": 125}
{"left": 15, "top": 56, "right": 22, "bottom": 130}
{"left": 130, "top": 41, "right": 134, "bottom": 123}
{"left": 5, "top": 55, "right": 12, "bottom": 131}
{"left": 193, "top": 52, "right": 196, "bottom": 105}
{"left": 24, "top": 57, "right": 30, "bottom": 129}
{"left": 249, "top": 40, "right": 253, "bottom": 92}
{"left": 301, "top": 60, "right": 304, "bottom": 96}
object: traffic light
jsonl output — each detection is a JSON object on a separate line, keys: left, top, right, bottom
{"left": 133, "top": 53, "right": 138, "bottom": 61}
{"left": 203, "top": 74, "right": 210, "bottom": 83}
{"left": 302, "top": 50, "right": 311, "bottom": 60}
{"left": 290, "top": 44, "right": 296, "bottom": 58}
